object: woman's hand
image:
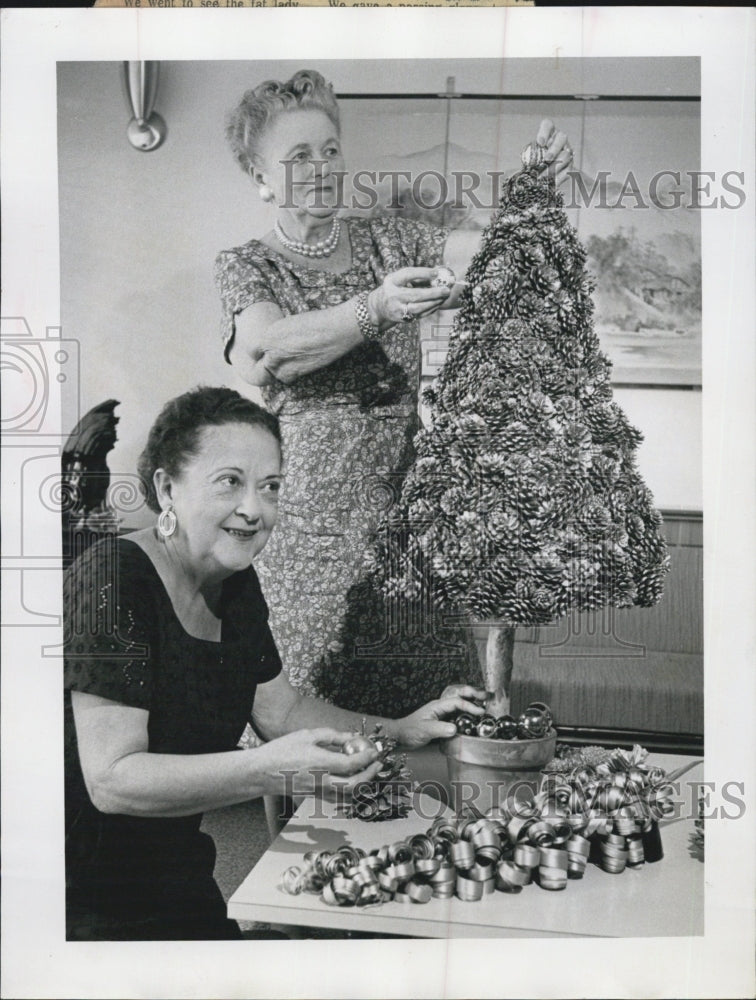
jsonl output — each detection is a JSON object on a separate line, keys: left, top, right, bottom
{"left": 256, "top": 727, "right": 383, "bottom": 801}
{"left": 393, "top": 685, "right": 488, "bottom": 748}
{"left": 534, "top": 119, "right": 575, "bottom": 187}
{"left": 368, "top": 267, "right": 453, "bottom": 327}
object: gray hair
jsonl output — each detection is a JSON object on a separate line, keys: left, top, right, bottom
{"left": 226, "top": 69, "right": 341, "bottom": 174}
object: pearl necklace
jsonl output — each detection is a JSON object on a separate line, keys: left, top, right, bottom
{"left": 274, "top": 218, "right": 341, "bottom": 259}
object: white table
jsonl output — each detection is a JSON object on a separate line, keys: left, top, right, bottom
{"left": 228, "top": 752, "right": 703, "bottom": 939}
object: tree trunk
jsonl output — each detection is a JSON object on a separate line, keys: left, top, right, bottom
{"left": 483, "top": 625, "right": 515, "bottom": 718}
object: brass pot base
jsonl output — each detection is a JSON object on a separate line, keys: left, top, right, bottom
{"left": 440, "top": 729, "right": 557, "bottom": 814}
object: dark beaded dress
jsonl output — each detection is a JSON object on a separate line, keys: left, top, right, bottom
{"left": 64, "top": 537, "right": 281, "bottom": 940}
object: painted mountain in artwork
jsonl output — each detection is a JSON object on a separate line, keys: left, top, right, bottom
{"left": 347, "top": 139, "right": 702, "bottom": 384}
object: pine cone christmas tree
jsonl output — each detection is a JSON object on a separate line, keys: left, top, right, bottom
{"left": 375, "top": 163, "right": 670, "bottom": 714}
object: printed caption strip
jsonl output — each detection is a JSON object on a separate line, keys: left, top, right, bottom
{"left": 95, "top": 0, "right": 532, "bottom": 8}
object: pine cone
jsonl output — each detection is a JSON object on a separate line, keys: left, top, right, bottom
{"left": 502, "top": 168, "right": 560, "bottom": 212}
{"left": 553, "top": 395, "right": 582, "bottom": 421}
{"left": 538, "top": 363, "right": 571, "bottom": 395}
{"left": 577, "top": 497, "right": 613, "bottom": 537}
{"left": 515, "top": 291, "right": 543, "bottom": 320}
{"left": 500, "top": 317, "right": 532, "bottom": 343}
{"left": 626, "top": 513, "right": 646, "bottom": 542}
{"left": 341, "top": 726, "right": 412, "bottom": 822}
{"left": 406, "top": 497, "right": 436, "bottom": 523}
{"left": 607, "top": 522, "right": 630, "bottom": 548}
{"left": 613, "top": 411, "right": 645, "bottom": 450}
{"left": 634, "top": 561, "right": 670, "bottom": 606}
{"left": 580, "top": 375, "right": 614, "bottom": 407}
{"left": 457, "top": 537, "right": 480, "bottom": 564}
{"left": 530, "top": 264, "right": 563, "bottom": 296}
{"left": 448, "top": 438, "right": 478, "bottom": 472}
{"left": 634, "top": 532, "right": 669, "bottom": 567}
{"left": 589, "top": 453, "right": 620, "bottom": 491}
{"left": 552, "top": 243, "right": 584, "bottom": 282}
{"left": 475, "top": 451, "right": 510, "bottom": 481}
{"left": 526, "top": 390, "right": 556, "bottom": 420}
{"left": 512, "top": 243, "right": 546, "bottom": 269}
{"left": 531, "top": 497, "right": 563, "bottom": 529}
{"left": 561, "top": 556, "right": 600, "bottom": 594}
{"left": 498, "top": 594, "right": 536, "bottom": 623}
{"left": 439, "top": 485, "right": 468, "bottom": 517}
{"left": 498, "top": 420, "right": 535, "bottom": 453}
{"left": 531, "top": 585, "right": 558, "bottom": 613}
{"left": 511, "top": 490, "right": 541, "bottom": 524}
{"left": 563, "top": 420, "right": 592, "bottom": 450}
{"left": 456, "top": 412, "right": 490, "bottom": 444}
{"left": 485, "top": 508, "right": 521, "bottom": 545}
{"left": 584, "top": 403, "right": 620, "bottom": 441}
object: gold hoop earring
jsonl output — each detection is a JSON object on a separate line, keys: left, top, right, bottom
{"left": 157, "top": 505, "right": 177, "bottom": 539}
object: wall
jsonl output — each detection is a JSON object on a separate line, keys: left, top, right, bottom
{"left": 57, "top": 57, "right": 701, "bottom": 525}
{"left": 613, "top": 387, "right": 700, "bottom": 511}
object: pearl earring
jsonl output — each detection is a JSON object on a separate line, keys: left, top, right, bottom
{"left": 259, "top": 184, "right": 274, "bottom": 203}
{"left": 157, "top": 505, "right": 177, "bottom": 539}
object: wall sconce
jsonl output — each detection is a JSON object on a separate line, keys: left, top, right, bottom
{"left": 123, "top": 61, "right": 166, "bottom": 152}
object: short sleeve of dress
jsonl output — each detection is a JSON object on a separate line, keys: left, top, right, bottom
{"left": 214, "top": 247, "right": 278, "bottom": 364}
{"left": 64, "top": 540, "right": 156, "bottom": 710}
{"left": 250, "top": 621, "right": 283, "bottom": 685}
{"left": 227, "top": 565, "right": 283, "bottom": 685}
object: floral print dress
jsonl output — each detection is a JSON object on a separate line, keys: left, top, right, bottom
{"left": 215, "top": 215, "right": 482, "bottom": 717}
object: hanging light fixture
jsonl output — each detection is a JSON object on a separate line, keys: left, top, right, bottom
{"left": 123, "top": 61, "right": 166, "bottom": 152}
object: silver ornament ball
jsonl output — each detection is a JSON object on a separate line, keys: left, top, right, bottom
{"left": 521, "top": 143, "right": 545, "bottom": 170}
{"left": 431, "top": 266, "right": 456, "bottom": 290}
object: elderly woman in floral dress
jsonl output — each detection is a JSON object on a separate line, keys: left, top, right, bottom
{"left": 215, "top": 69, "right": 573, "bottom": 721}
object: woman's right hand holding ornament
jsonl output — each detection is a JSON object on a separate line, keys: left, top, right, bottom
{"left": 368, "top": 266, "right": 454, "bottom": 327}
{"left": 256, "top": 727, "right": 382, "bottom": 802}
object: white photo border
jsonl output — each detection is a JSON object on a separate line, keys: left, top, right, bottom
{"left": 1, "top": 8, "right": 754, "bottom": 999}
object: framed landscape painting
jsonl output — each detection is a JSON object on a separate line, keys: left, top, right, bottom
{"left": 340, "top": 91, "right": 702, "bottom": 387}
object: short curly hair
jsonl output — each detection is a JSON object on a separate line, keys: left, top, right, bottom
{"left": 137, "top": 386, "right": 282, "bottom": 513}
{"left": 226, "top": 69, "right": 341, "bottom": 175}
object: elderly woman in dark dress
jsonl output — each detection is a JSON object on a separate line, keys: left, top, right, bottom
{"left": 64, "top": 386, "right": 485, "bottom": 941}
{"left": 215, "top": 70, "right": 573, "bottom": 719}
